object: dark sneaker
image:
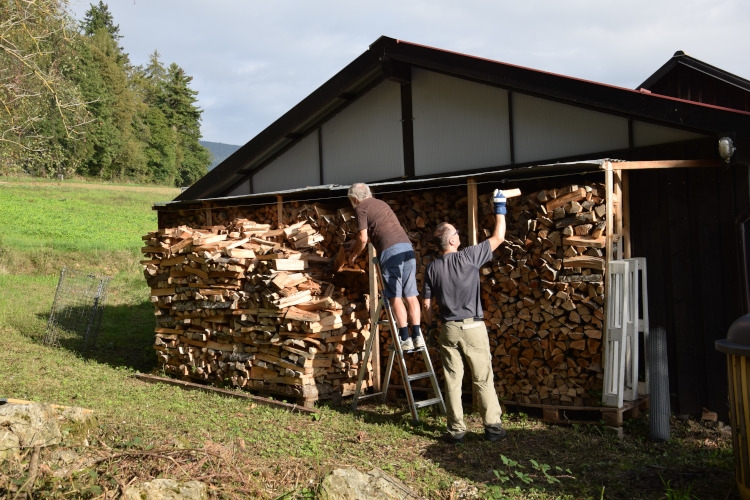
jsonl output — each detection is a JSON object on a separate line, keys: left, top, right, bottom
{"left": 484, "top": 428, "right": 507, "bottom": 442}
{"left": 442, "top": 433, "right": 464, "bottom": 445}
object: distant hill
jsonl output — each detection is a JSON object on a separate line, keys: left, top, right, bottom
{"left": 200, "top": 141, "right": 241, "bottom": 170}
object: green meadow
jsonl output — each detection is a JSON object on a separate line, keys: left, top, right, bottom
{"left": 0, "top": 177, "right": 736, "bottom": 499}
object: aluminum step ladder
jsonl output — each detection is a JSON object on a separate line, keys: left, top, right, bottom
{"left": 351, "top": 246, "right": 445, "bottom": 422}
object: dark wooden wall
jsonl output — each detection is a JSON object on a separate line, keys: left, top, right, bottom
{"left": 645, "top": 65, "right": 750, "bottom": 112}
{"left": 629, "top": 165, "right": 750, "bottom": 420}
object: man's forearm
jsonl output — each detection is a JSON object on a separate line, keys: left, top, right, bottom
{"left": 488, "top": 214, "right": 506, "bottom": 251}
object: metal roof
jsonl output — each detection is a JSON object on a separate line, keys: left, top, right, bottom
{"left": 159, "top": 159, "right": 609, "bottom": 208}
{"left": 177, "top": 37, "right": 750, "bottom": 203}
{"left": 638, "top": 50, "right": 750, "bottom": 94}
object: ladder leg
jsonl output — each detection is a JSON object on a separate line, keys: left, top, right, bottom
{"left": 421, "top": 348, "right": 446, "bottom": 414}
{"left": 363, "top": 251, "right": 445, "bottom": 422}
{"left": 351, "top": 297, "right": 383, "bottom": 411}
{"left": 381, "top": 350, "right": 396, "bottom": 403}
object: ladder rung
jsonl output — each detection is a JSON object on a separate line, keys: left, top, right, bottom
{"left": 414, "top": 398, "right": 444, "bottom": 409}
{"left": 407, "top": 372, "right": 434, "bottom": 382}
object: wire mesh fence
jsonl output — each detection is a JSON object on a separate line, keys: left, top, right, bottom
{"left": 43, "top": 268, "right": 111, "bottom": 354}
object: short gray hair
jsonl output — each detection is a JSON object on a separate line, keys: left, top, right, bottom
{"left": 348, "top": 183, "right": 372, "bottom": 202}
{"left": 433, "top": 222, "right": 454, "bottom": 250}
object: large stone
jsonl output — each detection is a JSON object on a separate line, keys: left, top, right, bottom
{"left": 318, "top": 467, "right": 424, "bottom": 500}
{"left": 0, "top": 402, "right": 61, "bottom": 461}
{"left": 121, "top": 479, "right": 208, "bottom": 500}
{"left": 0, "top": 400, "right": 96, "bottom": 462}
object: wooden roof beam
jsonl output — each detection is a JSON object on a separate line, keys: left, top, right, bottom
{"left": 606, "top": 159, "right": 724, "bottom": 170}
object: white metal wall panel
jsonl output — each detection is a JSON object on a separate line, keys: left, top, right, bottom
{"left": 321, "top": 81, "right": 403, "bottom": 185}
{"left": 513, "top": 93, "right": 629, "bottom": 163}
{"left": 632, "top": 120, "right": 707, "bottom": 147}
{"left": 227, "top": 180, "right": 250, "bottom": 197}
{"left": 253, "top": 132, "right": 320, "bottom": 193}
{"left": 412, "top": 68, "right": 511, "bottom": 176}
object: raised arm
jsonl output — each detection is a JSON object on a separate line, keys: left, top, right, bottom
{"left": 487, "top": 189, "right": 507, "bottom": 251}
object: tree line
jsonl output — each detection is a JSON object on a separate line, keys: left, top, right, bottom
{"left": 0, "top": 0, "right": 211, "bottom": 186}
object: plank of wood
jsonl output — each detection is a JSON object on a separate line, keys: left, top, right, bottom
{"left": 563, "top": 256, "right": 605, "bottom": 270}
{"left": 226, "top": 247, "right": 256, "bottom": 259}
{"left": 133, "top": 374, "right": 317, "bottom": 414}
{"left": 271, "top": 259, "right": 307, "bottom": 271}
{"left": 285, "top": 306, "right": 321, "bottom": 322}
{"left": 192, "top": 234, "right": 228, "bottom": 246}
{"left": 563, "top": 235, "right": 606, "bottom": 248}
{"left": 546, "top": 188, "right": 587, "bottom": 212}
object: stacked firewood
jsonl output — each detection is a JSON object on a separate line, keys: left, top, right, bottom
{"left": 483, "top": 183, "right": 607, "bottom": 406}
{"left": 146, "top": 180, "right": 610, "bottom": 407}
{"left": 141, "top": 218, "right": 374, "bottom": 405}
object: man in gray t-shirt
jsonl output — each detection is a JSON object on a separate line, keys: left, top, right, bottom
{"left": 422, "top": 189, "right": 508, "bottom": 444}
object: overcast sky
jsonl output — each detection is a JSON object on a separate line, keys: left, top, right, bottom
{"left": 67, "top": 0, "right": 750, "bottom": 146}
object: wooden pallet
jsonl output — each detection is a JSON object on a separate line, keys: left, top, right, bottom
{"left": 501, "top": 396, "right": 649, "bottom": 427}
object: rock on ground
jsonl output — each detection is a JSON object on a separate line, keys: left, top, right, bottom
{"left": 318, "top": 467, "right": 424, "bottom": 500}
{"left": 121, "top": 478, "right": 208, "bottom": 500}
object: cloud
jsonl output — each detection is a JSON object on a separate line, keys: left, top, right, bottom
{"left": 67, "top": 0, "right": 750, "bottom": 145}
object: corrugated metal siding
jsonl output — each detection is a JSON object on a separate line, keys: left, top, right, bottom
{"left": 320, "top": 81, "right": 403, "bottom": 185}
{"left": 632, "top": 120, "right": 708, "bottom": 147}
{"left": 513, "top": 93, "right": 629, "bottom": 163}
{"left": 253, "top": 132, "right": 320, "bottom": 193}
{"left": 412, "top": 68, "right": 511, "bottom": 176}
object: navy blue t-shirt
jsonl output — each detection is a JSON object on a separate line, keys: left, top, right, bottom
{"left": 423, "top": 239, "right": 493, "bottom": 321}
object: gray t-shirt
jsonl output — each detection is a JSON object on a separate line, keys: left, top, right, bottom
{"left": 423, "top": 240, "right": 493, "bottom": 321}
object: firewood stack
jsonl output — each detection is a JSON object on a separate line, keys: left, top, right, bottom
{"left": 141, "top": 218, "right": 374, "bottom": 406}
{"left": 145, "top": 180, "right": 611, "bottom": 408}
{"left": 480, "top": 183, "right": 607, "bottom": 406}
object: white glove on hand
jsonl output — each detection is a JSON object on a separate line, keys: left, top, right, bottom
{"left": 492, "top": 189, "right": 507, "bottom": 215}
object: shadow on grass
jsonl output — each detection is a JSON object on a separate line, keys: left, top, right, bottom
{"left": 35, "top": 300, "right": 159, "bottom": 373}
{"left": 415, "top": 410, "right": 737, "bottom": 500}
{"left": 320, "top": 392, "right": 737, "bottom": 500}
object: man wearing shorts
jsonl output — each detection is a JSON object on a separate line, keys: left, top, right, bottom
{"left": 347, "top": 182, "right": 423, "bottom": 351}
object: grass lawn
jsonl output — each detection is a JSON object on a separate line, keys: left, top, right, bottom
{"left": 0, "top": 176, "right": 738, "bottom": 499}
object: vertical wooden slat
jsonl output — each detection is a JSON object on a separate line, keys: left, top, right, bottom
{"left": 621, "top": 170, "right": 631, "bottom": 259}
{"left": 614, "top": 168, "right": 623, "bottom": 261}
{"left": 604, "top": 161, "right": 614, "bottom": 392}
{"left": 276, "top": 195, "right": 284, "bottom": 229}
{"left": 204, "top": 203, "right": 213, "bottom": 226}
{"left": 467, "top": 178, "right": 478, "bottom": 246}
{"left": 368, "top": 244, "right": 381, "bottom": 391}
{"left": 666, "top": 167, "right": 700, "bottom": 415}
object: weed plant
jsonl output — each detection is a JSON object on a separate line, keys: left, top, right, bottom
{"left": 0, "top": 177, "right": 738, "bottom": 499}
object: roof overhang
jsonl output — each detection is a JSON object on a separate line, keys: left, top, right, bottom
{"left": 177, "top": 37, "right": 750, "bottom": 202}
{"left": 157, "top": 158, "right": 725, "bottom": 210}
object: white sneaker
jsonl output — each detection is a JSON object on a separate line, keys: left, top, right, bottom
{"left": 413, "top": 335, "right": 425, "bottom": 349}
{"left": 400, "top": 337, "right": 414, "bottom": 351}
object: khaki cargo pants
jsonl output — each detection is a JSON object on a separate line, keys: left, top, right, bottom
{"left": 439, "top": 318, "right": 504, "bottom": 439}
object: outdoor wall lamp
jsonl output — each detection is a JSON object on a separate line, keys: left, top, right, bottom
{"left": 719, "top": 137, "right": 736, "bottom": 163}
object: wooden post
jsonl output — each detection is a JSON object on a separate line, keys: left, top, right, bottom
{"left": 603, "top": 160, "right": 614, "bottom": 407}
{"left": 614, "top": 168, "right": 623, "bottom": 261}
{"left": 467, "top": 178, "right": 478, "bottom": 245}
{"left": 467, "top": 178, "right": 479, "bottom": 408}
{"left": 621, "top": 170, "right": 632, "bottom": 259}
{"left": 368, "top": 243, "right": 381, "bottom": 391}
{"left": 276, "top": 195, "right": 284, "bottom": 229}
{"left": 204, "top": 203, "right": 213, "bottom": 226}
